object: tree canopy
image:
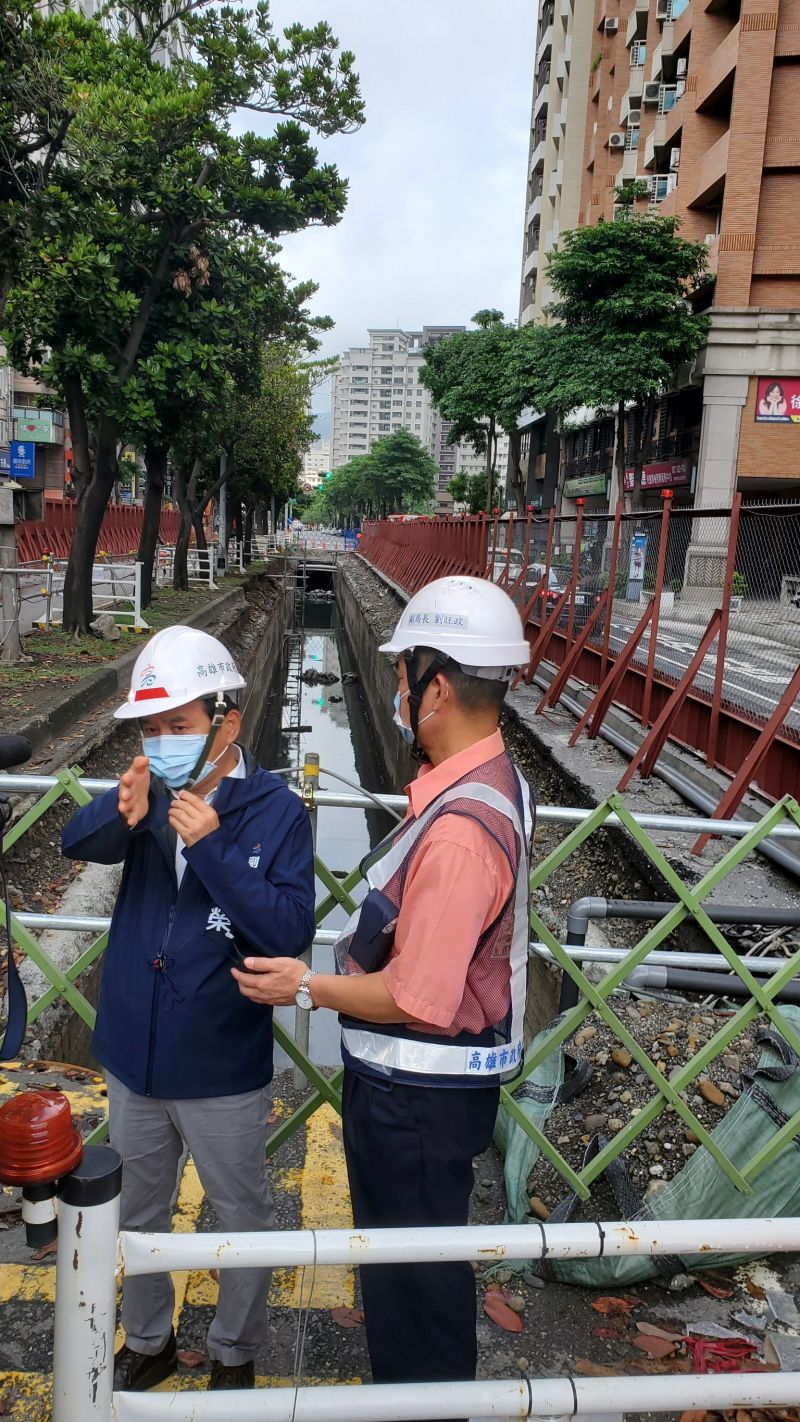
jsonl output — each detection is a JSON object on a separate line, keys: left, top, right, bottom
{"left": 419, "top": 311, "right": 549, "bottom": 514}
{"left": 538, "top": 208, "right": 710, "bottom": 508}
{"left": 306, "top": 429, "right": 436, "bottom": 525}
{"left": 0, "top": 0, "right": 364, "bottom": 630}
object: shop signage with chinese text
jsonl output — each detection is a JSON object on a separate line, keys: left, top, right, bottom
{"left": 624, "top": 458, "right": 690, "bottom": 492}
{"left": 563, "top": 474, "right": 607, "bottom": 499}
{"left": 755, "top": 378, "right": 800, "bottom": 424}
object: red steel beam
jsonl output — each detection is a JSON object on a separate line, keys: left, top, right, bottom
{"left": 536, "top": 588, "right": 611, "bottom": 715}
{"left": 568, "top": 599, "right": 655, "bottom": 748}
{"left": 692, "top": 657, "right": 800, "bottom": 855}
{"left": 618, "top": 608, "right": 723, "bottom": 792}
{"left": 600, "top": 501, "right": 624, "bottom": 685}
{"left": 707, "top": 492, "right": 742, "bottom": 770}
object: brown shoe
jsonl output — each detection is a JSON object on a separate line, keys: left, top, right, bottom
{"left": 208, "top": 1359, "right": 256, "bottom": 1389}
{"left": 114, "top": 1330, "right": 178, "bottom": 1391}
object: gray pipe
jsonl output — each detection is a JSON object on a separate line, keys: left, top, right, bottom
{"left": 532, "top": 672, "right": 800, "bottom": 882}
{"left": 626, "top": 963, "right": 800, "bottom": 1006}
{"left": 566, "top": 896, "right": 800, "bottom": 942}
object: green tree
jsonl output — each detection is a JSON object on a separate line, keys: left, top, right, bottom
{"left": 1, "top": 1, "right": 363, "bottom": 631}
{"left": 420, "top": 312, "right": 549, "bottom": 515}
{"left": 311, "top": 430, "right": 436, "bottom": 524}
{"left": 539, "top": 209, "right": 709, "bottom": 510}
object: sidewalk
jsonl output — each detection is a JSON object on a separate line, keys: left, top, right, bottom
{"left": 613, "top": 595, "right": 800, "bottom": 662}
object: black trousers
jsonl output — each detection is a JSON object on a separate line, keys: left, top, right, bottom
{"left": 342, "top": 1068, "right": 499, "bottom": 1416}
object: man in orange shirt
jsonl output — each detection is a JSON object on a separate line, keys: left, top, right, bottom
{"left": 234, "top": 576, "right": 533, "bottom": 1412}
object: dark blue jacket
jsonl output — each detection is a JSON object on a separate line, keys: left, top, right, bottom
{"left": 61, "top": 752, "right": 315, "bottom": 1099}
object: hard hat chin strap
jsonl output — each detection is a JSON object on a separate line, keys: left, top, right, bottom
{"left": 186, "top": 693, "right": 228, "bottom": 789}
{"left": 403, "top": 649, "right": 449, "bottom": 760}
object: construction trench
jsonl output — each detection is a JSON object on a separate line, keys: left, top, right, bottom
{"left": 1, "top": 551, "right": 800, "bottom": 1416}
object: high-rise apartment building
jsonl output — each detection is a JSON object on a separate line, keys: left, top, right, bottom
{"left": 519, "top": 0, "right": 595, "bottom": 324}
{"left": 520, "top": 0, "right": 800, "bottom": 516}
{"left": 330, "top": 327, "right": 467, "bottom": 491}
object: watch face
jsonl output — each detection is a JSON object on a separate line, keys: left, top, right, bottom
{"left": 295, "top": 987, "right": 311, "bottom": 1009}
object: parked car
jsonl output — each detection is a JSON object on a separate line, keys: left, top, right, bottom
{"left": 488, "top": 548, "right": 564, "bottom": 608}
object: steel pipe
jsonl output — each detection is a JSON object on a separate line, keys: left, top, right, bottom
{"left": 120, "top": 1217, "right": 800, "bottom": 1275}
{"left": 3, "top": 772, "right": 800, "bottom": 840}
{"left": 626, "top": 964, "right": 800, "bottom": 1004}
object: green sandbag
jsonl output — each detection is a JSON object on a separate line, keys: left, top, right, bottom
{"left": 495, "top": 1006, "right": 800, "bottom": 1287}
{"left": 494, "top": 1020, "right": 565, "bottom": 1226}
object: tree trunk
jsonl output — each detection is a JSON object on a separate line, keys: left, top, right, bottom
{"left": 486, "top": 415, "right": 496, "bottom": 513}
{"left": 62, "top": 414, "right": 118, "bottom": 634}
{"left": 507, "top": 428, "right": 525, "bottom": 514}
{"left": 137, "top": 444, "right": 167, "bottom": 609}
{"left": 629, "top": 396, "right": 656, "bottom": 514}
{"left": 172, "top": 462, "right": 199, "bottom": 593}
{"left": 243, "top": 507, "right": 254, "bottom": 566}
{"left": 609, "top": 399, "right": 626, "bottom": 516}
{"left": 192, "top": 506, "right": 207, "bottom": 552}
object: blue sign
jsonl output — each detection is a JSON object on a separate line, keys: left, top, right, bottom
{"left": 10, "top": 441, "right": 36, "bottom": 480}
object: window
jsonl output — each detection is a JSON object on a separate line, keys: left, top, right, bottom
{"left": 625, "top": 126, "right": 639, "bottom": 151}
{"left": 630, "top": 42, "right": 646, "bottom": 67}
{"left": 381, "top": 366, "right": 393, "bottom": 373}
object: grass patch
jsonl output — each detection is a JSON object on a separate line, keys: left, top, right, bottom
{"left": 0, "top": 568, "right": 263, "bottom": 721}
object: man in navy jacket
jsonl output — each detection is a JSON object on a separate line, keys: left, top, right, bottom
{"left": 62, "top": 625, "right": 315, "bottom": 1392}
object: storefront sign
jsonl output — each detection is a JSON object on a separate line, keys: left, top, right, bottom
{"left": 624, "top": 459, "right": 690, "bottom": 491}
{"left": 14, "top": 411, "right": 63, "bottom": 444}
{"left": 0, "top": 449, "right": 9, "bottom": 475}
{"left": 563, "top": 474, "right": 607, "bottom": 499}
{"left": 10, "top": 440, "right": 36, "bottom": 480}
{"left": 755, "top": 378, "right": 800, "bottom": 424}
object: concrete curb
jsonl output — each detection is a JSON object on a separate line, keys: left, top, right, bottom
{"left": 8, "top": 585, "right": 248, "bottom": 753}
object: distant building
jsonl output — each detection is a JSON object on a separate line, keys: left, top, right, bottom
{"left": 455, "top": 432, "right": 512, "bottom": 500}
{"left": 302, "top": 439, "right": 331, "bottom": 483}
{"left": 330, "top": 326, "right": 479, "bottom": 492}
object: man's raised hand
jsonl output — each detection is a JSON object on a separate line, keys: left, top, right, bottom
{"left": 118, "top": 756, "right": 150, "bottom": 829}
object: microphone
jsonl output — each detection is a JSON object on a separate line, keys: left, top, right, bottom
{"left": 0, "top": 736, "right": 33, "bottom": 771}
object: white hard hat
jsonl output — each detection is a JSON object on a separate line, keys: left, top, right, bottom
{"left": 379, "top": 576, "right": 530, "bottom": 679}
{"left": 114, "top": 626, "right": 246, "bottom": 720}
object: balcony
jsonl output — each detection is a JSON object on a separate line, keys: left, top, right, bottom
{"left": 643, "top": 116, "right": 668, "bottom": 170}
{"left": 523, "top": 246, "right": 539, "bottom": 279}
{"left": 622, "top": 149, "right": 639, "bottom": 180}
{"left": 536, "top": 61, "right": 552, "bottom": 96}
{"left": 537, "top": 19, "right": 554, "bottom": 68}
{"left": 650, "top": 24, "right": 675, "bottom": 80}
{"left": 686, "top": 128, "right": 729, "bottom": 208}
{"left": 527, "top": 193, "right": 543, "bottom": 226}
{"left": 534, "top": 83, "right": 549, "bottom": 120}
{"left": 530, "top": 131, "right": 547, "bottom": 172}
{"left": 626, "top": 0, "right": 648, "bottom": 48}
{"left": 548, "top": 160, "right": 563, "bottom": 198}
{"left": 627, "top": 66, "right": 644, "bottom": 104}
{"left": 559, "top": 0, "right": 572, "bottom": 22}
{"left": 696, "top": 21, "right": 740, "bottom": 112}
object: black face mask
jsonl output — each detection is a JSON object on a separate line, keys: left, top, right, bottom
{"left": 403, "top": 649, "right": 449, "bottom": 760}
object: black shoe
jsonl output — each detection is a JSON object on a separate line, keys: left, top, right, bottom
{"left": 208, "top": 1359, "right": 256, "bottom": 1390}
{"left": 114, "top": 1330, "right": 178, "bottom": 1391}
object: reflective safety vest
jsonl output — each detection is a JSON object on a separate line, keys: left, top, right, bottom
{"left": 335, "top": 753, "right": 533, "bottom": 1088}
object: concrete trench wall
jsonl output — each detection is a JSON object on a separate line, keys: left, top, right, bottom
{"left": 24, "top": 571, "right": 293, "bottom": 1067}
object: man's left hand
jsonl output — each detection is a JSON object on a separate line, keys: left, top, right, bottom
{"left": 168, "top": 791, "right": 220, "bottom": 847}
{"left": 232, "top": 957, "right": 306, "bottom": 1005}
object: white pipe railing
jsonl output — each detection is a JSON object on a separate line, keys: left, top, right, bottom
{"left": 51, "top": 1157, "right": 800, "bottom": 1422}
{"left": 119, "top": 1216, "right": 800, "bottom": 1274}
{"left": 111, "top": 1374, "right": 800, "bottom": 1422}
{"left": 1, "top": 772, "right": 796, "bottom": 840}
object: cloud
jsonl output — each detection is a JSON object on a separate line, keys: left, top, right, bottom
{"left": 249, "top": 0, "right": 536, "bottom": 374}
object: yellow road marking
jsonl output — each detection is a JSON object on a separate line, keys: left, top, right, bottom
{"left": 272, "top": 1104, "right": 354, "bottom": 1311}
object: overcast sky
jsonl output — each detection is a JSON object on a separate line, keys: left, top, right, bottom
{"left": 260, "top": 1, "right": 537, "bottom": 406}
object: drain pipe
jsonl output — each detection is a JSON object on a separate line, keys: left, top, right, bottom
{"left": 625, "top": 963, "right": 800, "bottom": 1005}
{"left": 531, "top": 671, "right": 800, "bottom": 882}
{"left": 558, "top": 897, "right": 800, "bottom": 1012}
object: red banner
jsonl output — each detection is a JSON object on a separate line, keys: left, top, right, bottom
{"left": 755, "top": 377, "right": 800, "bottom": 424}
{"left": 624, "top": 458, "right": 690, "bottom": 492}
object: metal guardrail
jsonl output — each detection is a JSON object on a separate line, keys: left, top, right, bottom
{"left": 51, "top": 1164, "right": 800, "bottom": 1422}
{"left": 3, "top": 768, "right": 800, "bottom": 1189}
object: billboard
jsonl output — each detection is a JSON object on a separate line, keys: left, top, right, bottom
{"left": 624, "top": 459, "right": 690, "bottom": 492}
{"left": 563, "top": 474, "right": 607, "bottom": 498}
{"left": 10, "top": 440, "right": 36, "bottom": 480}
{"left": 755, "top": 378, "right": 800, "bottom": 424}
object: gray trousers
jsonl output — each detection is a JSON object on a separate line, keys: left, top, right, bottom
{"left": 106, "top": 1073, "right": 275, "bottom": 1365}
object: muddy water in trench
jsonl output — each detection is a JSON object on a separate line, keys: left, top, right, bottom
{"left": 255, "top": 592, "right": 397, "bottom": 1068}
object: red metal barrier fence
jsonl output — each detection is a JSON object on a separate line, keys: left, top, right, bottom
{"left": 359, "top": 499, "right": 800, "bottom": 823}
{"left": 14, "top": 502, "right": 182, "bottom": 562}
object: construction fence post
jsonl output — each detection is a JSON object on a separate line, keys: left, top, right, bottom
{"left": 52, "top": 1145, "right": 121, "bottom": 1422}
{"left": 294, "top": 751, "right": 319, "bottom": 1091}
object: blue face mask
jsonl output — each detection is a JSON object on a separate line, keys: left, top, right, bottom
{"left": 393, "top": 692, "right": 414, "bottom": 746}
{"left": 142, "top": 734, "right": 210, "bottom": 790}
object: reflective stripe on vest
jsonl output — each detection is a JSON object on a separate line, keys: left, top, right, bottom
{"left": 336, "top": 767, "right": 533, "bottom": 1085}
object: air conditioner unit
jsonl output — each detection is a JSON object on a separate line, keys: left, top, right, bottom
{"left": 656, "top": 0, "right": 670, "bottom": 19}
{"left": 643, "top": 82, "right": 661, "bottom": 104}
{"left": 608, "top": 131, "right": 625, "bottom": 149}
{"left": 676, "top": 57, "right": 687, "bottom": 78}
{"left": 604, "top": 16, "right": 619, "bottom": 33}
{"left": 670, "top": 146, "right": 681, "bottom": 171}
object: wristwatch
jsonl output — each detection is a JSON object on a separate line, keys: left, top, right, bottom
{"left": 295, "top": 968, "right": 318, "bottom": 1011}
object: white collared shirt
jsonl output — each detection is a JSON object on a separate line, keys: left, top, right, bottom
{"left": 175, "top": 745, "right": 245, "bottom": 887}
